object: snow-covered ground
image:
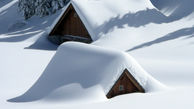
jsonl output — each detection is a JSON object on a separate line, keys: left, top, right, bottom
{"left": 0, "top": 0, "right": 194, "bottom": 109}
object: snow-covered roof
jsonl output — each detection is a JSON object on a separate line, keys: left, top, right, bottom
{"left": 10, "top": 42, "right": 165, "bottom": 102}
{"left": 48, "top": 0, "right": 156, "bottom": 41}
{"left": 53, "top": 42, "right": 164, "bottom": 93}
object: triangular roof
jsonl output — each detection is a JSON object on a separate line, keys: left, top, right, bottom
{"left": 48, "top": 0, "right": 156, "bottom": 41}
{"left": 49, "top": 3, "right": 92, "bottom": 40}
{"left": 106, "top": 69, "right": 145, "bottom": 98}
{"left": 48, "top": 1, "right": 96, "bottom": 40}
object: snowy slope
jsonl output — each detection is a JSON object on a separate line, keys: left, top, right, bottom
{"left": 0, "top": 0, "right": 194, "bottom": 109}
{"left": 8, "top": 42, "right": 165, "bottom": 102}
{"left": 151, "top": 0, "right": 194, "bottom": 18}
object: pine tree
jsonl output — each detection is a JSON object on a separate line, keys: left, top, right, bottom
{"left": 18, "top": 0, "right": 69, "bottom": 20}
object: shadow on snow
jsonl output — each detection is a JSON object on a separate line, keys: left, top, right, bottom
{"left": 128, "top": 26, "right": 194, "bottom": 51}
{"left": 25, "top": 32, "right": 58, "bottom": 51}
{"left": 7, "top": 61, "right": 106, "bottom": 102}
{"left": 96, "top": 9, "right": 168, "bottom": 35}
{"left": 150, "top": 0, "right": 194, "bottom": 21}
{"left": 96, "top": 7, "right": 193, "bottom": 35}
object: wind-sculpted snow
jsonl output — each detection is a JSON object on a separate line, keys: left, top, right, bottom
{"left": 0, "top": 0, "right": 194, "bottom": 108}
{"left": 128, "top": 26, "right": 194, "bottom": 51}
{"left": 150, "top": 0, "right": 194, "bottom": 20}
{"left": 8, "top": 42, "right": 165, "bottom": 102}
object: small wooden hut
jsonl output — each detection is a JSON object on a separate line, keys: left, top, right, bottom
{"left": 106, "top": 69, "right": 145, "bottom": 98}
{"left": 49, "top": 4, "right": 92, "bottom": 44}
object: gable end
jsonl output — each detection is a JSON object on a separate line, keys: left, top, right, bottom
{"left": 106, "top": 69, "right": 145, "bottom": 98}
{"left": 49, "top": 3, "right": 92, "bottom": 44}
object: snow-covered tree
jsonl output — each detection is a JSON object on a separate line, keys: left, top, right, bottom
{"left": 18, "top": 0, "right": 69, "bottom": 19}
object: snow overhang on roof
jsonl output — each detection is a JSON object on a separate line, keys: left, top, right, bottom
{"left": 48, "top": 0, "right": 157, "bottom": 41}
{"left": 48, "top": 1, "right": 96, "bottom": 40}
{"left": 9, "top": 42, "right": 166, "bottom": 102}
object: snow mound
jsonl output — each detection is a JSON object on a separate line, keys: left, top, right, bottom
{"left": 150, "top": 0, "right": 194, "bottom": 19}
{"left": 9, "top": 42, "right": 165, "bottom": 102}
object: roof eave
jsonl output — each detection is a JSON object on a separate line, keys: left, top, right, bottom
{"left": 47, "top": 1, "right": 96, "bottom": 41}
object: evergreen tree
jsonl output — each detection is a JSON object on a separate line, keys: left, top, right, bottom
{"left": 18, "top": 0, "right": 69, "bottom": 19}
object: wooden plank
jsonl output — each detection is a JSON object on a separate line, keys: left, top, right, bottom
{"left": 49, "top": 3, "right": 92, "bottom": 44}
{"left": 106, "top": 69, "right": 145, "bottom": 98}
{"left": 124, "top": 69, "right": 145, "bottom": 93}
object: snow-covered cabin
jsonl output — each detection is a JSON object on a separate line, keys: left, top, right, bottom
{"left": 106, "top": 68, "right": 144, "bottom": 98}
{"left": 9, "top": 42, "right": 165, "bottom": 102}
{"left": 48, "top": 0, "right": 155, "bottom": 45}
{"left": 49, "top": 3, "right": 92, "bottom": 44}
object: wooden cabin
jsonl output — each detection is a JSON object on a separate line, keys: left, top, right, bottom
{"left": 49, "top": 4, "right": 92, "bottom": 44}
{"left": 106, "top": 69, "right": 145, "bottom": 98}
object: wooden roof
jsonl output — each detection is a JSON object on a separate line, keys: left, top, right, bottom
{"left": 106, "top": 69, "right": 145, "bottom": 98}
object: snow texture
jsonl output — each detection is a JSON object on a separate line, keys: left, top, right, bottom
{"left": 48, "top": 0, "right": 156, "bottom": 41}
{"left": 150, "top": 0, "right": 194, "bottom": 18}
{"left": 8, "top": 42, "right": 165, "bottom": 102}
{"left": 0, "top": 0, "right": 194, "bottom": 108}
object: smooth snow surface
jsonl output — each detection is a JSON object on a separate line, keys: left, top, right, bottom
{"left": 9, "top": 42, "right": 165, "bottom": 102}
{"left": 0, "top": 0, "right": 194, "bottom": 109}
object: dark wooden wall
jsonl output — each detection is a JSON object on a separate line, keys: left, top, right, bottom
{"left": 106, "top": 69, "right": 145, "bottom": 98}
{"left": 50, "top": 5, "right": 91, "bottom": 40}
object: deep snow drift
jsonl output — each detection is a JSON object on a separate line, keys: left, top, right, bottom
{"left": 0, "top": 0, "right": 194, "bottom": 109}
{"left": 151, "top": 0, "right": 194, "bottom": 19}
{"left": 9, "top": 42, "right": 165, "bottom": 102}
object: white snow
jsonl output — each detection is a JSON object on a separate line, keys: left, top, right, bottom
{"left": 0, "top": 0, "right": 194, "bottom": 109}
{"left": 8, "top": 42, "right": 165, "bottom": 102}
{"left": 48, "top": 0, "right": 156, "bottom": 40}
